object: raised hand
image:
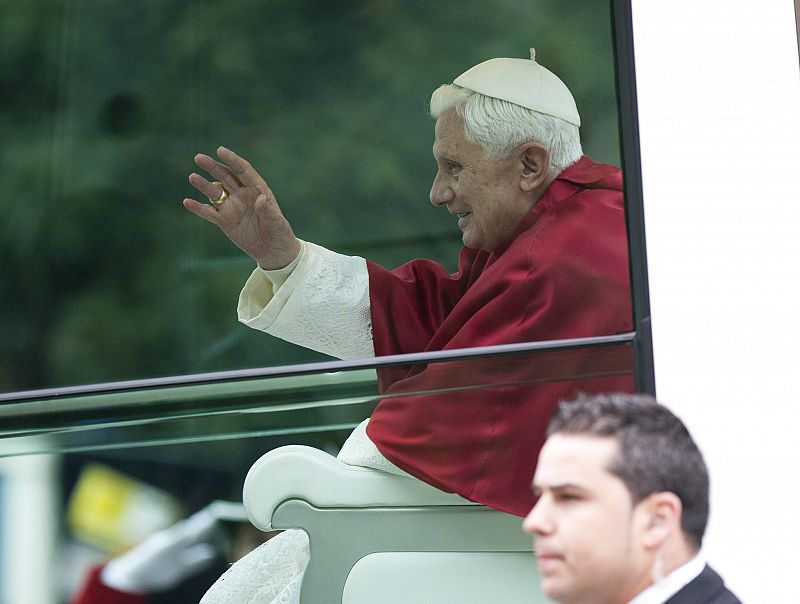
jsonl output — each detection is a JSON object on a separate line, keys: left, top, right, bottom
{"left": 183, "top": 146, "right": 301, "bottom": 270}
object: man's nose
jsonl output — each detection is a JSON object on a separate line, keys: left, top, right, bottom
{"left": 522, "top": 499, "right": 552, "bottom": 536}
{"left": 430, "top": 176, "right": 454, "bottom": 206}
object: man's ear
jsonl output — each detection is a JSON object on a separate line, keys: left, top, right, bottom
{"left": 519, "top": 143, "right": 551, "bottom": 192}
{"left": 637, "top": 492, "right": 683, "bottom": 550}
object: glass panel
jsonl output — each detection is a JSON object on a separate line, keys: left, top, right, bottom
{"left": 1, "top": 0, "right": 625, "bottom": 394}
{"left": 1, "top": 1, "right": 643, "bottom": 600}
{"left": 0, "top": 337, "right": 633, "bottom": 603}
{"left": 0, "top": 336, "right": 633, "bottom": 457}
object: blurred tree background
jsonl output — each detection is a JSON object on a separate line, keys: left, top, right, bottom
{"left": 0, "top": 0, "right": 621, "bottom": 393}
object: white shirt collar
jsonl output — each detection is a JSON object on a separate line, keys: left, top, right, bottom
{"left": 627, "top": 552, "right": 706, "bottom": 604}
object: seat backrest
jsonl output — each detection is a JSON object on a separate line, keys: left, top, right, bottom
{"left": 243, "top": 445, "right": 473, "bottom": 531}
{"left": 243, "top": 445, "right": 547, "bottom": 603}
{"left": 343, "top": 552, "right": 539, "bottom": 604}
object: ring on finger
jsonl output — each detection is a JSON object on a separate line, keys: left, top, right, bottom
{"left": 210, "top": 181, "right": 229, "bottom": 207}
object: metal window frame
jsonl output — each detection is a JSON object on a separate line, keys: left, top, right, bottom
{"left": 612, "top": 0, "right": 655, "bottom": 395}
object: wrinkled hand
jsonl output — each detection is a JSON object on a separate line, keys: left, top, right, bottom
{"left": 101, "top": 508, "right": 225, "bottom": 594}
{"left": 183, "top": 146, "right": 301, "bottom": 270}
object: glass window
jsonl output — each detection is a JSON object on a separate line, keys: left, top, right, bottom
{"left": 1, "top": 2, "right": 647, "bottom": 601}
{"left": 1, "top": 0, "right": 624, "bottom": 393}
{"left": 0, "top": 339, "right": 634, "bottom": 602}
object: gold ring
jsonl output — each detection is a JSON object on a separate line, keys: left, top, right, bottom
{"left": 210, "top": 181, "right": 228, "bottom": 207}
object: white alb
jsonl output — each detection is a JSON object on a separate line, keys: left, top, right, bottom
{"left": 204, "top": 244, "right": 410, "bottom": 603}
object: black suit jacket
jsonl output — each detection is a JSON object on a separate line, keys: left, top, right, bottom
{"left": 664, "top": 564, "right": 742, "bottom": 604}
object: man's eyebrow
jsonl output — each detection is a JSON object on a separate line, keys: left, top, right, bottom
{"left": 532, "top": 482, "right": 587, "bottom": 496}
{"left": 432, "top": 143, "right": 458, "bottom": 162}
{"left": 432, "top": 146, "right": 449, "bottom": 160}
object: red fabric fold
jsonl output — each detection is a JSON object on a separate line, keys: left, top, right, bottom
{"left": 69, "top": 565, "right": 147, "bottom": 604}
{"left": 366, "top": 156, "right": 635, "bottom": 517}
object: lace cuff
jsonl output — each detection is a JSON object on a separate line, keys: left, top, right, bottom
{"left": 337, "top": 419, "right": 410, "bottom": 477}
{"left": 260, "top": 247, "right": 303, "bottom": 291}
{"left": 237, "top": 240, "right": 374, "bottom": 360}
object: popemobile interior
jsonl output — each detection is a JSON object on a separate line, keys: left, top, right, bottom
{"left": 1, "top": 1, "right": 798, "bottom": 603}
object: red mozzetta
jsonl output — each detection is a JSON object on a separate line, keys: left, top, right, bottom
{"left": 366, "top": 156, "right": 635, "bottom": 517}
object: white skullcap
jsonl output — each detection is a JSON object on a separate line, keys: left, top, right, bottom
{"left": 453, "top": 48, "right": 581, "bottom": 127}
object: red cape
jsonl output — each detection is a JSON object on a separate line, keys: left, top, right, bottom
{"left": 365, "top": 156, "right": 635, "bottom": 516}
{"left": 69, "top": 565, "right": 146, "bottom": 604}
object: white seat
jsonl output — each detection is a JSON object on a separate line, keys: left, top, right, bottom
{"left": 243, "top": 445, "right": 548, "bottom": 604}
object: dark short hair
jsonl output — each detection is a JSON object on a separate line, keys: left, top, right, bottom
{"left": 547, "top": 393, "right": 709, "bottom": 549}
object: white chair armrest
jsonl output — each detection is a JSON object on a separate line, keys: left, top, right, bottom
{"left": 243, "top": 445, "right": 474, "bottom": 530}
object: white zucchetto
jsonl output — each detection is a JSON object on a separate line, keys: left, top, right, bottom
{"left": 453, "top": 48, "right": 581, "bottom": 126}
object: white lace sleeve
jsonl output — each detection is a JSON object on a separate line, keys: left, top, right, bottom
{"left": 337, "top": 419, "right": 411, "bottom": 477}
{"left": 199, "top": 420, "right": 405, "bottom": 604}
{"left": 237, "top": 240, "right": 374, "bottom": 360}
{"left": 199, "top": 529, "right": 309, "bottom": 604}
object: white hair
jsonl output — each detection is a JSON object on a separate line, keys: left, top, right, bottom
{"left": 429, "top": 84, "right": 583, "bottom": 170}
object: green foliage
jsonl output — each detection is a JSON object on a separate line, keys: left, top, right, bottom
{"left": 0, "top": 0, "right": 621, "bottom": 392}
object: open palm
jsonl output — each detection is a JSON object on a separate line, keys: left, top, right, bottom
{"left": 183, "top": 146, "right": 301, "bottom": 270}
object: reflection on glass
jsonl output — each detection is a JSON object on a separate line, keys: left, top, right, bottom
{"left": 1, "top": 0, "right": 622, "bottom": 393}
{"left": 0, "top": 339, "right": 633, "bottom": 603}
{"left": 1, "top": 2, "right": 636, "bottom": 601}
{"left": 0, "top": 339, "right": 633, "bottom": 458}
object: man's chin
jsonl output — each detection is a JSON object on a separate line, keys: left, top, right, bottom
{"left": 539, "top": 578, "right": 575, "bottom": 604}
{"left": 461, "top": 234, "right": 479, "bottom": 250}
{"left": 537, "top": 565, "right": 577, "bottom": 603}
{"left": 461, "top": 232, "right": 492, "bottom": 252}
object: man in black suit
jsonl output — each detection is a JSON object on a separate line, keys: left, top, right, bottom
{"left": 523, "top": 393, "right": 742, "bottom": 603}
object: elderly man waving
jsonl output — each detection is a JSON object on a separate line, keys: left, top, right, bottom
{"left": 185, "top": 50, "right": 634, "bottom": 602}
